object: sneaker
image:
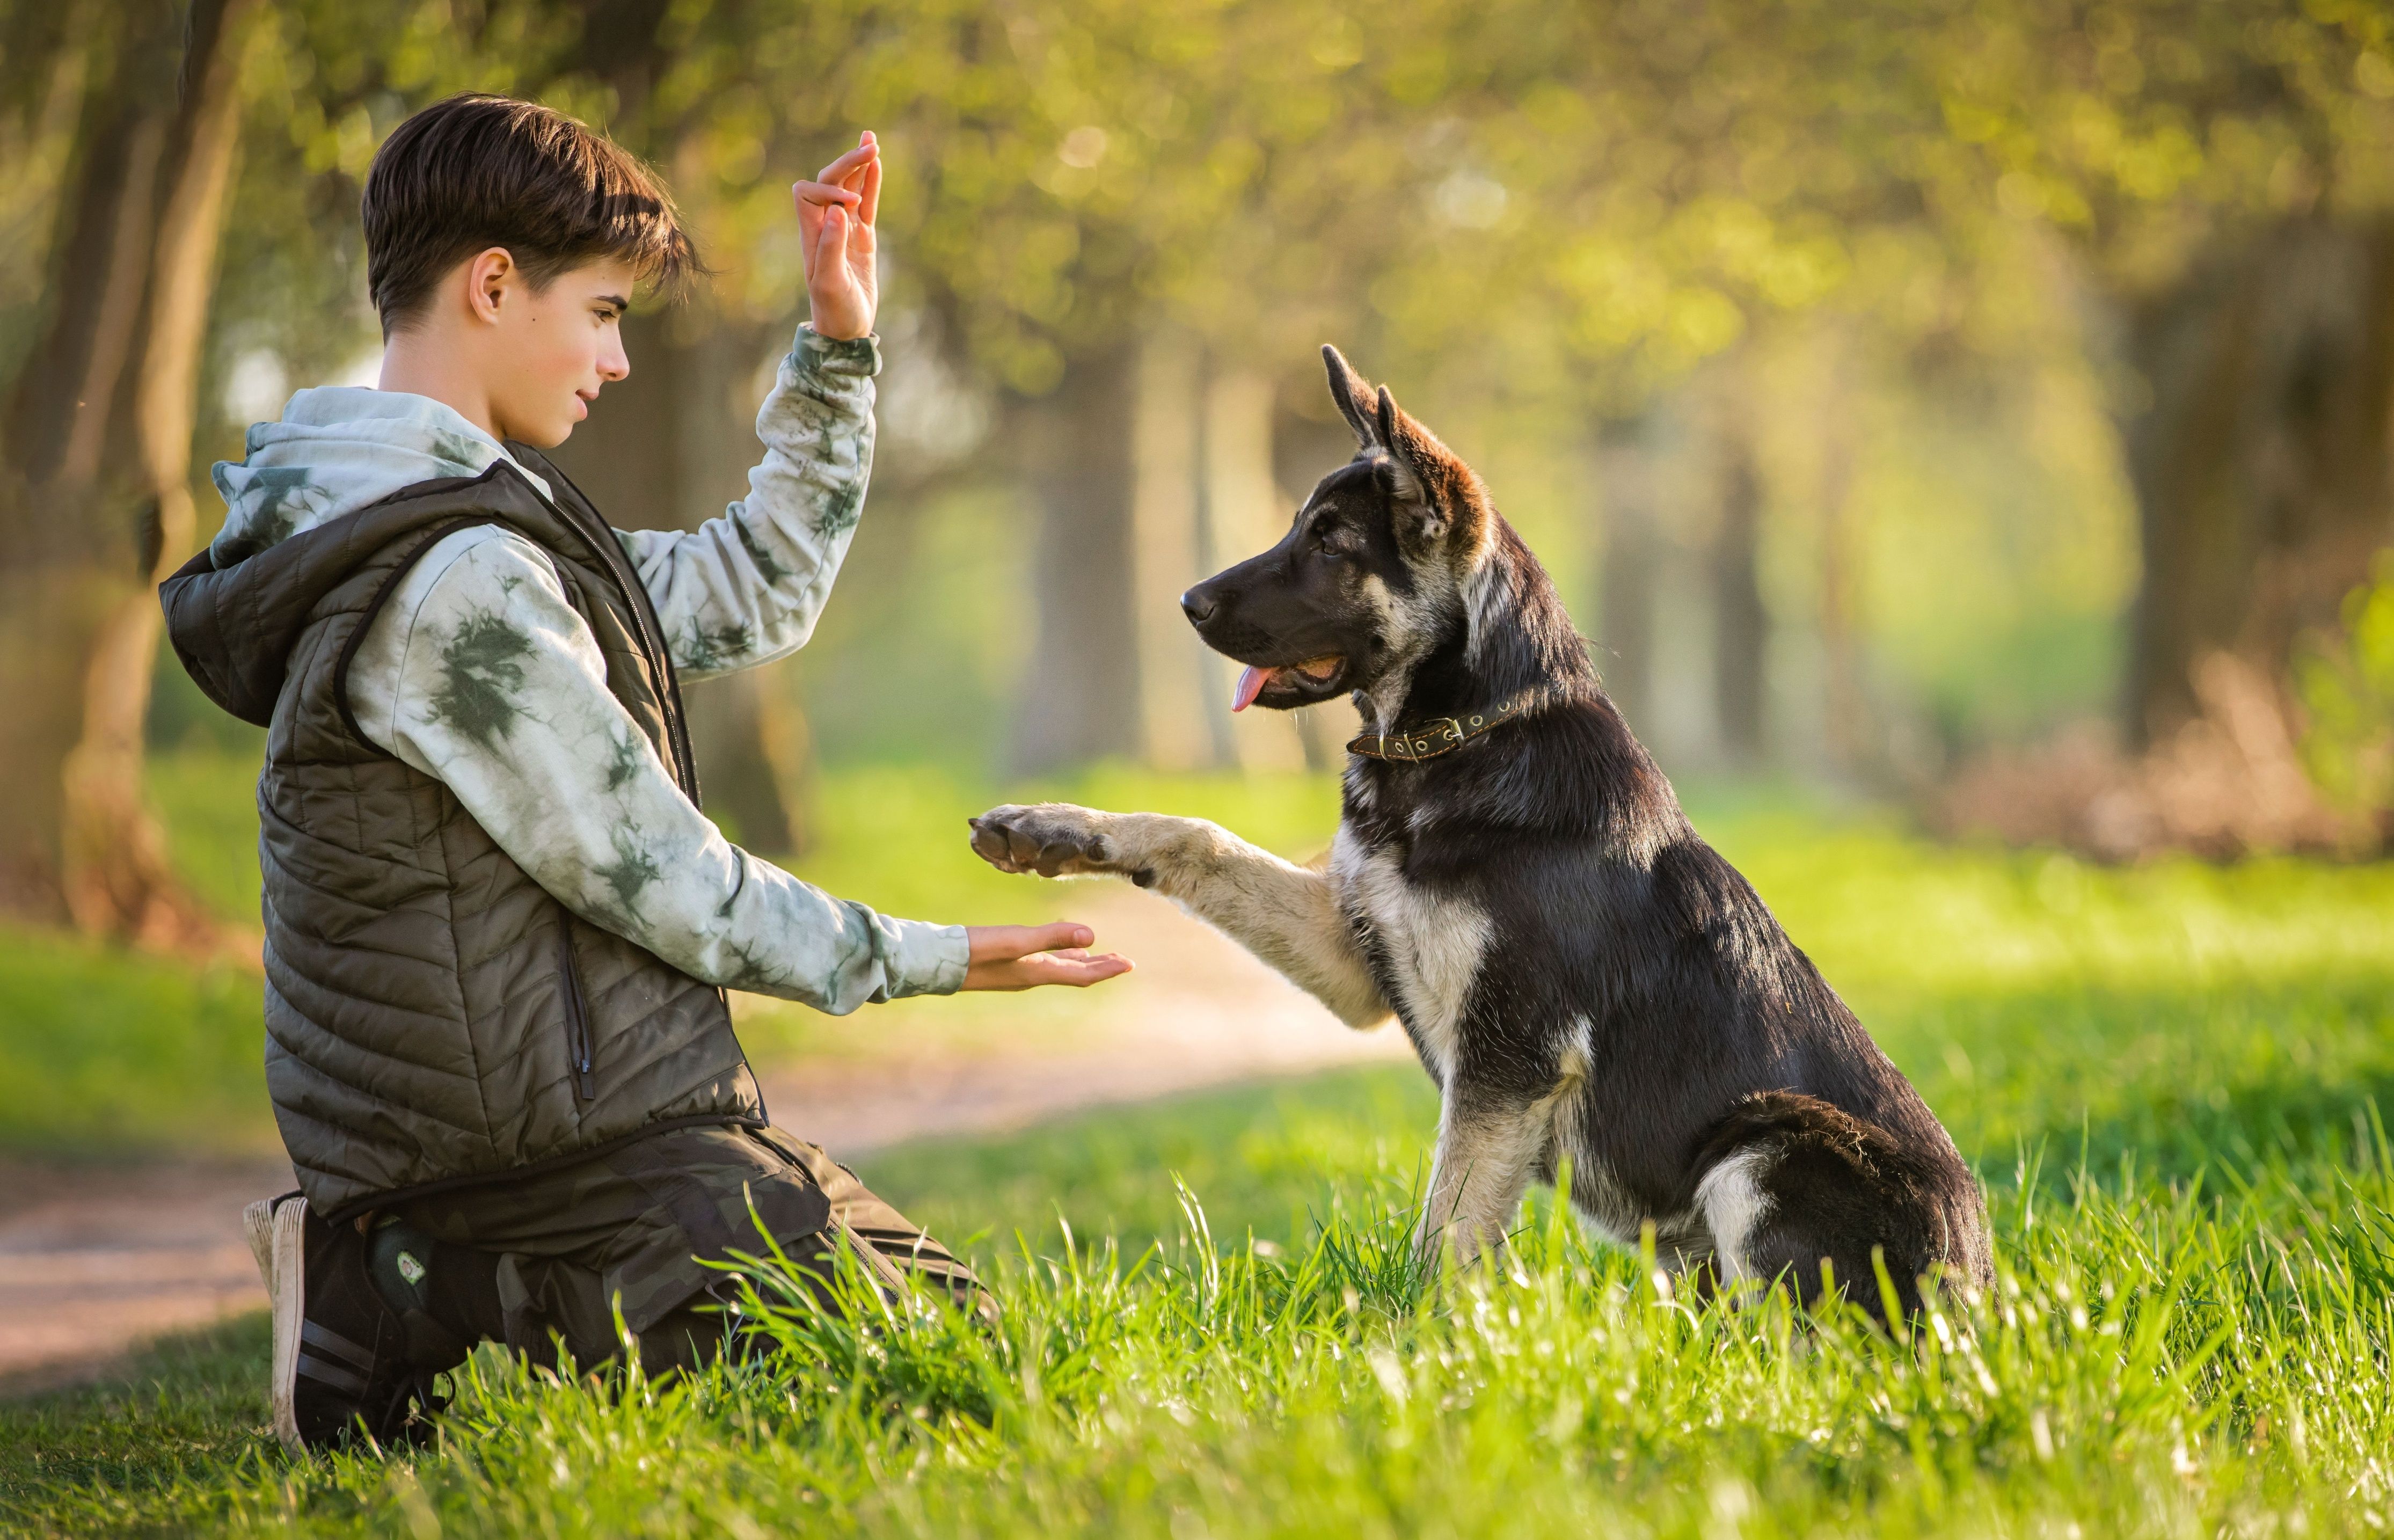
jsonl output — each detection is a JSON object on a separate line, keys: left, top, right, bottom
{"left": 261, "top": 1196, "right": 442, "bottom": 1456}
{"left": 242, "top": 1195, "right": 286, "bottom": 1293}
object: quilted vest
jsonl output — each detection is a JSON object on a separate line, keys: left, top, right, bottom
{"left": 161, "top": 445, "right": 764, "bottom": 1220}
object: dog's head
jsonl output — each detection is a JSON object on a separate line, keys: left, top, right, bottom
{"left": 1183, "top": 345, "right": 1496, "bottom": 714}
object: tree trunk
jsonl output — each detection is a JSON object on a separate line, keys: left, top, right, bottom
{"left": 1711, "top": 424, "right": 1769, "bottom": 768}
{"left": 546, "top": 307, "right": 815, "bottom": 855}
{"left": 58, "top": 0, "right": 260, "bottom": 947}
{"left": 1010, "top": 345, "right": 1142, "bottom": 773}
{"left": 1814, "top": 351, "right": 1871, "bottom": 779}
{"left": 1202, "top": 361, "right": 1312, "bottom": 771}
{"left": 682, "top": 670, "right": 811, "bottom": 856}
{"left": 2120, "top": 220, "right": 2394, "bottom": 748}
{"left": 1128, "top": 326, "right": 1215, "bottom": 769}
{"left": 0, "top": 5, "right": 179, "bottom": 914}
{"left": 1596, "top": 421, "right": 1661, "bottom": 738}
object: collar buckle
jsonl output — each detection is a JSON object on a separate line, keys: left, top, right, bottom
{"left": 1345, "top": 696, "right": 1533, "bottom": 764}
{"left": 1406, "top": 718, "right": 1465, "bottom": 760}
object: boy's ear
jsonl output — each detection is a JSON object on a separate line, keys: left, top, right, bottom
{"left": 466, "top": 247, "right": 516, "bottom": 325}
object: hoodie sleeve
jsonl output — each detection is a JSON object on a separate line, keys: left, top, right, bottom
{"left": 345, "top": 524, "right": 969, "bottom": 1011}
{"left": 613, "top": 325, "right": 877, "bottom": 680}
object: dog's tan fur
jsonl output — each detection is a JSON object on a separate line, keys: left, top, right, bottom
{"left": 969, "top": 800, "right": 1565, "bottom": 1266}
{"left": 974, "top": 805, "right": 1391, "bottom": 1030}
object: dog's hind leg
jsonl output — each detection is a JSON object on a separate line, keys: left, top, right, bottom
{"left": 1691, "top": 1091, "right": 1987, "bottom": 1320}
{"left": 1419, "top": 1080, "right": 1557, "bottom": 1271}
{"left": 1690, "top": 1145, "right": 1777, "bottom": 1299}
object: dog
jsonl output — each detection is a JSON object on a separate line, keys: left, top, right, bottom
{"left": 969, "top": 346, "right": 1991, "bottom": 1315}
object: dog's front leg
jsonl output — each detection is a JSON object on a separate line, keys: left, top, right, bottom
{"left": 968, "top": 802, "right": 1391, "bottom": 1027}
{"left": 1419, "top": 1081, "right": 1554, "bottom": 1272}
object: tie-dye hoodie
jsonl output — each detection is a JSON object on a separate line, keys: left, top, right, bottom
{"left": 209, "top": 325, "right": 968, "bottom": 1012}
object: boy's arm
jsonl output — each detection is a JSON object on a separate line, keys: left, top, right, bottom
{"left": 613, "top": 325, "right": 877, "bottom": 680}
{"left": 350, "top": 524, "right": 968, "bottom": 1011}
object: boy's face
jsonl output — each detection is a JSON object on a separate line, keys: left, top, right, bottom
{"left": 484, "top": 255, "right": 638, "bottom": 448}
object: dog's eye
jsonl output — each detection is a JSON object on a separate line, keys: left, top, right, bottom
{"left": 1314, "top": 528, "right": 1353, "bottom": 558}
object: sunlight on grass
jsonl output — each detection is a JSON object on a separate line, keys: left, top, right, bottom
{"left": 4, "top": 1082, "right": 2387, "bottom": 1537}
{"left": 1, "top": 751, "right": 2387, "bottom": 1533}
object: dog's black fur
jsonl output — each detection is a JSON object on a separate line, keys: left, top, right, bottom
{"left": 973, "top": 347, "right": 1990, "bottom": 1316}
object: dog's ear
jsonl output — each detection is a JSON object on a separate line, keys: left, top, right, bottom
{"left": 1372, "top": 383, "right": 1486, "bottom": 556}
{"left": 1322, "top": 344, "right": 1381, "bottom": 450}
{"left": 1371, "top": 385, "right": 1426, "bottom": 508}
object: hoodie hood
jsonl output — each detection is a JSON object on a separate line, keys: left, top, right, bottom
{"left": 165, "top": 391, "right": 567, "bottom": 728}
{"left": 209, "top": 386, "right": 550, "bottom": 565}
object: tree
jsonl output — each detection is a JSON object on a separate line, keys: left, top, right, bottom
{"left": 0, "top": 0, "right": 241, "bottom": 936}
{"left": 56, "top": 0, "right": 264, "bottom": 945}
{"left": 1915, "top": 0, "right": 2394, "bottom": 746}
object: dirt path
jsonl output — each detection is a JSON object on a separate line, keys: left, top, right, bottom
{"left": 0, "top": 890, "right": 1410, "bottom": 1391}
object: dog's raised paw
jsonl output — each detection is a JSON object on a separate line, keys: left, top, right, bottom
{"left": 967, "top": 804, "right": 1120, "bottom": 879}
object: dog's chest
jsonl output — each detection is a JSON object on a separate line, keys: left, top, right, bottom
{"left": 1331, "top": 824, "right": 1490, "bottom": 1081}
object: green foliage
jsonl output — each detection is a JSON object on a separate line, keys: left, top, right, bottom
{"left": 194, "top": 0, "right": 2394, "bottom": 406}
{"left": 2297, "top": 555, "right": 2394, "bottom": 818}
{"left": 133, "top": 0, "right": 2394, "bottom": 763}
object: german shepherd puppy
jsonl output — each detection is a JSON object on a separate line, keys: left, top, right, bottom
{"left": 970, "top": 347, "right": 1990, "bottom": 1314}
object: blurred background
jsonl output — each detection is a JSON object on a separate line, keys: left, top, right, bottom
{"left": 4, "top": 0, "right": 2394, "bottom": 1378}
{"left": 10, "top": 0, "right": 2394, "bottom": 930}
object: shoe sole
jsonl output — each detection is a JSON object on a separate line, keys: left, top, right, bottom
{"left": 267, "top": 1198, "right": 309, "bottom": 1457}
{"left": 242, "top": 1198, "right": 276, "bottom": 1293}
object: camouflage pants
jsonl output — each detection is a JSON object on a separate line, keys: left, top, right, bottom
{"left": 378, "top": 1124, "right": 987, "bottom": 1376}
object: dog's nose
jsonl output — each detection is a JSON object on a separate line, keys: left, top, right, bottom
{"left": 1181, "top": 588, "right": 1216, "bottom": 626}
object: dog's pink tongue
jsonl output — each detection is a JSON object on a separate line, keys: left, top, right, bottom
{"left": 1232, "top": 665, "right": 1278, "bottom": 713}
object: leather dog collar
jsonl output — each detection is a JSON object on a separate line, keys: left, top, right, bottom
{"left": 1347, "top": 695, "right": 1531, "bottom": 763}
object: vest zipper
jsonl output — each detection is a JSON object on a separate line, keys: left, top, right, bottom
{"left": 556, "top": 908, "right": 596, "bottom": 1101}
{"left": 508, "top": 448, "right": 769, "bottom": 1125}
{"left": 515, "top": 455, "right": 703, "bottom": 799}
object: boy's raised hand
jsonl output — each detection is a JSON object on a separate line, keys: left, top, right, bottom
{"left": 961, "top": 923, "right": 1133, "bottom": 992}
{"left": 795, "top": 132, "right": 880, "bottom": 340}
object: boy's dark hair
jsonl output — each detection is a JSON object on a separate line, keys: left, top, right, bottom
{"left": 363, "top": 93, "right": 698, "bottom": 337}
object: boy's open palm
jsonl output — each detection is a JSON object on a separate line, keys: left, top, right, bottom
{"left": 795, "top": 133, "right": 880, "bottom": 340}
{"left": 962, "top": 923, "right": 1133, "bottom": 992}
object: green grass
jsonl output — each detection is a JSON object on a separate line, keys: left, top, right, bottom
{"left": 2, "top": 754, "right": 2390, "bottom": 1533}
{"left": 2, "top": 1068, "right": 2388, "bottom": 1536}
{"left": 149, "top": 743, "right": 265, "bottom": 926}
{"left": 34, "top": 750, "right": 2390, "bottom": 1168}
{"left": 0, "top": 924, "right": 273, "bottom": 1158}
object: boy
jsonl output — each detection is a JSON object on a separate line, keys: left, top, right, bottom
{"left": 162, "top": 94, "right": 1129, "bottom": 1455}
